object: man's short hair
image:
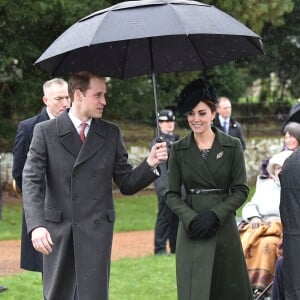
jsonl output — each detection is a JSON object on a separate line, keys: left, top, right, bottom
{"left": 43, "top": 78, "right": 68, "bottom": 95}
{"left": 68, "top": 71, "right": 105, "bottom": 101}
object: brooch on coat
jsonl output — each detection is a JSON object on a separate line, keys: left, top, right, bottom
{"left": 216, "top": 151, "right": 223, "bottom": 159}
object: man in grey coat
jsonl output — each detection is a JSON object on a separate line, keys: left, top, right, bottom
{"left": 22, "top": 71, "right": 168, "bottom": 300}
{"left": 279, "top": 148, "right": 300, "bottom": 299}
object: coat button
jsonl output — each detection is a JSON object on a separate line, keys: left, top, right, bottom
{"left": 92, "top": 170, "right": 99, "bottom": 177}
{"left": 73, "top": 221, "right": 78, "bottom": 225}
{"left": 72, "top": 194, "right": 78, "bottom": 201}
{"left": 94, "top": 219, "right": 100, "bottom": 224}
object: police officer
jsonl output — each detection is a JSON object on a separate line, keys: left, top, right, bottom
{"left": 151, "top": 109, "right": 180, "bottom": 255}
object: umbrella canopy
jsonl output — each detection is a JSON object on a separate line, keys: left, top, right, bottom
{"left": 282, "top": 102, "right": 300, "bottom": 130}
{"left": 35, "top": 0, "right": 263, "bottom": 78}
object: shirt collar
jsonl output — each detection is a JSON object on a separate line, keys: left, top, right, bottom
{"left": 46, "top": 108, "right": 56, "bottom": 120}
{"left": 68, "top": 109, "right": 92, "bottom": 132}
{"left": 218, "top": 115, "right": 229, "bottom": 124}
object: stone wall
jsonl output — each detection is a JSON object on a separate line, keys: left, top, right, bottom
{"left": 0, "top": 137, "right": 283, "bottom": 188}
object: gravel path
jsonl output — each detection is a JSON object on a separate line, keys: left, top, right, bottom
{"left": 0, "top": 230, "right": 154, "bottom": 277}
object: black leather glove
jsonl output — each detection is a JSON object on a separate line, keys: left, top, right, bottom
{"left": 188, "top": 211, "right": 220, "bottom": 239}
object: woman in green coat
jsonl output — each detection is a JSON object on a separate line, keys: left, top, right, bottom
{"left": 165, "top": 79, "right": 253, "bottom": 300}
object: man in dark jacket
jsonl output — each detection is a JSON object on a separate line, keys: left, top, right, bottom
{"left": 12, "top": 78, "right": 69, "bottom": 273}
{"left": 151, "top": 109, "right": 180, "bottom": 255}
{"left": 213, "top": 96, "right": 246, "bottom": 150}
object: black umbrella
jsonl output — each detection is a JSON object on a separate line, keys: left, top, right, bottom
{"left": 282, "top": 102, "right": 300, "bottom": 131}
{"left": 35, "top": 0, "right": 263, "bottom": 136}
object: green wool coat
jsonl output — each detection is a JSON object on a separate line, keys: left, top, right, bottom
{"left": 165, "top": 127, "right": 253, "bottom": 300}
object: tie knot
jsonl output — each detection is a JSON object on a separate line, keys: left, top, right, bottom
{"left": 80, "top": 123, "right": 88, "bottom": 143}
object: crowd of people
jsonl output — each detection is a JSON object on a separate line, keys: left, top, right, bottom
{"left": 1, "top": 72, "right": 300, "bottom": 299}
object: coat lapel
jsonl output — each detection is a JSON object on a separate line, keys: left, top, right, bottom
{"left": 207, "top": 127, "right": 235, "bottom": 176}
{"left": 179, "top": 128, "right": 235, "bottom": 188}
{"left": 56, "top": 112, "right": 107, "bottom": 167}
{"left": 180, "top": 133, "right": 218, "bottom": 187}
{"left": 74, "top": 119, "right": 106, "bottom": 167}
{"left": 56, "top": 111, "right": 82, "bottom": 158}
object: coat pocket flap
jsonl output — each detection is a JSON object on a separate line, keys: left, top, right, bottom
{"left": 45, "top": 208, "right": 62, "bottom": 223}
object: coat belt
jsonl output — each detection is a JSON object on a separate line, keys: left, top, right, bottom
{"left": 188, "top": 188, "right": 227, "bottom": 195}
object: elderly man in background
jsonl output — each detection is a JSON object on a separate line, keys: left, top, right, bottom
{"left": 12, "top": 78, "right": 70, "bottom": 274}
{"left": 213, "top": 96, "right": 246, "bottom": 150}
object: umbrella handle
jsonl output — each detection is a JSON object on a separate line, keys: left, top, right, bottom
{"left": 151, "top": 72, "right": 160, "bottom": 140}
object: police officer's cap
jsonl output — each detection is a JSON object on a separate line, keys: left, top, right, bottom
{"left": 158, "top": 110, "right": 175, "bottom": 122}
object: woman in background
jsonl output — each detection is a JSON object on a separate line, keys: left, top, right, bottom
{"left": 282, "top": 121, "right": 300, "bottom": 151}
{"left": 240, "top": 150, "right": 293, "bottom": 298}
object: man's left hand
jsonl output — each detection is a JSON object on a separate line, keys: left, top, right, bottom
{"left": 147, "top": 141, "right": 168, "bottom": 168}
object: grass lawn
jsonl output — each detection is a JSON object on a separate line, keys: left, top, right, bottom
{"left": 0, "top": 255, "right": 176, "bottom": 300}
{"left": 0, "top": 187, "right": 254, "bottom": 299}
{"left": 0, "top": 187, "right": 255, "bottom": 241}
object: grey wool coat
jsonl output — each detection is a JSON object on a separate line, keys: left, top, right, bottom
{"left": 165, "top": 127, "right": 253, "bottom": 300}
{"left": 22, "top": 110, "right": 158, "bottom": 300}
{"left": 279, "top": 149, "right": 300, "bottom": 299}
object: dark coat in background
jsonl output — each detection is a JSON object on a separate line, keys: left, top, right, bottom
{"left": 22, "top": 110, "right": 158, "bottom": 300}
{"left": 12, "top": 108, "right": 49, "bottom": 272}
{"left": 279, "top": 149, "right": 300, "bottom": 300}
{"left": 165, "top": 127, "right": 252, "bottom": 300}
{"left": 213, "top": 114, "right": 246, "bottom": 150}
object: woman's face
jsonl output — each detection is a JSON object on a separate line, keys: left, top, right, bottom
{"left": 284, "top": 131, "right": 300, "bottom": 151}
{"left": 187, "top": 101, "right": 215, "bottom": 134}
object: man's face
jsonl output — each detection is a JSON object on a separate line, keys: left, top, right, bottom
{"left": 217, "top": 99, "right": 232, "bottom": 119}
{"left": 159, "top": 120, "right": 175, "bottom": 134}
{"left": 80, "top": 77, "right": 107, "bottom": 119}
{"left": 43, "top": 84, "right": 70, "bottom": 117}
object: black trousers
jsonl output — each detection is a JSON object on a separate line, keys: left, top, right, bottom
{"left": 154, "top": 195, "right": 179, "bottom": 254}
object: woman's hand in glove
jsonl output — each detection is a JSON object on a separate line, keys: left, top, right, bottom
{"left": 188, "top": 211, "right": 220, "bottom": 239}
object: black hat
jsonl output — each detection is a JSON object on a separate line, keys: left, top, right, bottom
{"left": 158, "top": 109, "right": 175, "bottom": 122}
{"left": 177, "top": 79, "right": 217, "bottom": 114}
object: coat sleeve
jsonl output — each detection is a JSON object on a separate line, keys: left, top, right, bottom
{"left": 12, "top": 122, "right": 31, "bottom": 191}
{"left": 211, "top": 139, "right": 249, "bottom": 224}
{"left": 242, "top": 175, "right": 263, "bottom": 220}
{"left": 22, "top": 124, "right": 48, "bottom": 233}
{"left": 165, "top": 145, "right": 198, "bottom": 229}
{"left": 113, "top": 127, "right": 158, "bottom": 195}
{"left": 237, "top": 124, "right": 246, "bottom": 151}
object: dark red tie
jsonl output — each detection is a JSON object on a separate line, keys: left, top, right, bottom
{"left": 79, "top": 123, "right": 88, "bottom": 143}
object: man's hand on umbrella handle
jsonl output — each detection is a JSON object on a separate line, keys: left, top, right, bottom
{"left": 31, "top": 227, "right": 53, "bottom": 255}
{"left": 147, "top": 141, "right": 168, "bottom": 168}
